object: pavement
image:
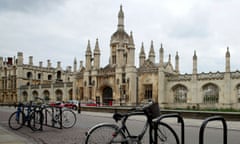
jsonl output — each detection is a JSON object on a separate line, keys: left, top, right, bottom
{"left": 0, "top": 125, "right": 31, "bottom": 144}
{"left": 0, "top": 108, "right": 240, "bottom": 144}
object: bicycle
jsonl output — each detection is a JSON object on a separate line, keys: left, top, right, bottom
{"left": 8, "top": 101, "right": 42, "bottom": 131}
{"left": 36, "top": 97, "right": 77, "bottom": 129}
{"left": 85, "top": 101, "right": 179, "bottom": 144}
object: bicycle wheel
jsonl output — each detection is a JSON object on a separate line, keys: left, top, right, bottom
{"left": 8, "top": 111, "right": 24, "bottom": 130}
{"left": 154, "top": 122, "right": 179, "bottom": 144}
{"left": 85, "top": 124, "right": 126, "bottom": 144}
{"left": 61, "top": 109, "right": 76, "bottom": 128}
{"left": 29, "top": 110, "right": 43, "bottom": 131}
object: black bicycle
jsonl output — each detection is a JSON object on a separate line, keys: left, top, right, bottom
{"left": 85, "top": 101, "right": 179, "bottom": 144}
{"left": 35, "top": 97, "right": 77, "bottom": 129}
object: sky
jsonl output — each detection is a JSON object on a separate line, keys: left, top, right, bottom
{"left": 0, "top": 0, "right": 240, "bottom": 74}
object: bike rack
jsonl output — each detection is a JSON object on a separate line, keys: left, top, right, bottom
{"left": 153, "top": 113, "right": 184, "bottom": 144}
{"left": 43, "top": 106, "right": 63, "bottom": 129}
{"left": 199, "top": 115, "right": 227, "bottom": 144}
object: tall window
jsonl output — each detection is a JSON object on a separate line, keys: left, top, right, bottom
{"left": 203, "top": 83, "right": 219, "bottom": 104}
{"left": 173, "top": 85, "right": 187, "bottom": 103}
{"left": 237, "top": 85, "right": 240, "bottom": 103}
{"left": 56, "top": 89, "right": 63, "bottom": 101}
{"left": 144, "top": 84, "right": 152, "bottom": 100}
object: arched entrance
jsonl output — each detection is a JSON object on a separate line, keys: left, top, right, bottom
{"left": 102, "top": 87, "right": 113, "bottom": 106}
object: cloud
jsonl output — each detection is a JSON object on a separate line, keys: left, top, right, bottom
{"left": 0, "top": 0, "right": 65, "bottom": 14}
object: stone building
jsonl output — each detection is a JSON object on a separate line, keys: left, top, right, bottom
{"left": 0, "top": 52, "right": 74, "bottom": 103}
{"left": 73, "top": 6, "right": 240, "bottom": 109}
{"left": 1, "top": 6, "right": 240, "bottom": 109}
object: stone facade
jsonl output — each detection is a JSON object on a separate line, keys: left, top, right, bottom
{"left": 0, "top": 52, "right": 73, "bottom": 103}
{"left": 1, "top": 6, "right": 240, "bottom": 109}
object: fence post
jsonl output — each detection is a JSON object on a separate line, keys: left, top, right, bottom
{"left": 153, "top": 113, "right": 184, "bottom": 144}
{"left": 199, "top": 116, "right": 227, "bottom": 144}
{"left": 78, "top": 101, "right": 81, "bottom": 114}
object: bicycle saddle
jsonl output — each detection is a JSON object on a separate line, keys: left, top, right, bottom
{"left": 113, "top": 113, "right": 124, "bottom": 122}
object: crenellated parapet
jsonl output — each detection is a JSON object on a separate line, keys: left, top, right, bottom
{"left": 231, "top": 71, "right": 240, "bottom": 79}
{"left": 167, "top": 73, "right": 192, "bottom": 81}
{"left": 197, "top": 72, "right": 224, "bottom": 80}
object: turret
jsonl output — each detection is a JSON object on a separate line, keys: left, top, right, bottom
{"left": 57, "top": 61, "right": 61, "bottom": 69}
{"left": 118, "top": 5, "right": 124, "bottom": 31}
{"left": 29, "top": 56, "right": 33, "bottom": 65}
{"left": 85, "top": 40, "right": 92, "bottom": 71}
{"left": 127, "top": 31, "right": 135, "bottom": 66}
{"left": 39, "top": 61, "right": 43, "bottom": 67}
{"left": 149, "top": 40, "right": 155, "bottom": 63}
{"left": 73, "top": 58, "right": 77, "bottom": 72}
{"left": 93, "top": 38, "right": 100, "bottom": 69}
{"left": 225, "top": 47, "right": 230, "bottom": 73}
{"left": 159, "top": 43, "right": 164, "bottom": 67}
{"left": 17, "top": 52, "right": 23, "bottom": 66}
{"left": 47, "top": 59, "right": 51, "bottom": 68}
{"left": 193, "top": 50, "right": 197, "bottom": 74}
{"left": 139, "top": 42, "right": 146, "bottom": 67}
{"left": 175, "top": 52, "right": 179, "bottom": 73}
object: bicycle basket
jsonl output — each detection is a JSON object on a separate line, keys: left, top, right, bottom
{"left": 146, "top": 103, "right": 160, "bottom": 119}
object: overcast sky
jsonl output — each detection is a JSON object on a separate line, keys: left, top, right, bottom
{"left": 1, "top": 0, "right": 240, "bottom": 74}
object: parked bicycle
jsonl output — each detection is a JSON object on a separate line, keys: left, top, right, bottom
{"left": 85, "top": 101, "right": 179, "bottom": 144}
{"left": 36, "top": 97, "right": 77, "bottom": 129}
{"left": 8, "top": 101, "right": 42, "bottom": 131}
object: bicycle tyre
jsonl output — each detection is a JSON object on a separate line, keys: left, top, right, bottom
{"left": 85, "top": 123, "right": 126, "bottom": 144}
{"left": 61, "top": 109, "right": 76, "bottom": 128}
{"left": 154, "top": 122, "right": 180, "bottom": 144}
{"left": 29, "top": 110, "right": 43, "bottom": 131}
{"left": 8, "top": 111, "right": 24, "bottom": 130}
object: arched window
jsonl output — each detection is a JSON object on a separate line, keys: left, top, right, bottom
{"left": 55, "top": 89, "right": 63, "bottom": 101}
{"left": 32, "top": 91, "right": 38, "bottom": 100}
{"left": 43, "top": 90, "right": 50, "bottom": 101}
{"left": 144, "top": 84, "right": 152, "bottom": 100}
{"left": 48, "top": 75, "right": 52, "bottom": 80}
{"left": 173, "top": 85, "right": 187, "bottom": 103}
{"left": 203, "top": 83, "right": 219, "bottom": 104}
{"left": 27, "top": 72, "right": 32, "bottom": 79}
{"left": 57, "top": 71, "right": 61, "bottom": 81}
{"left": 22, "top": 91, "right": 28, "bottom": 102}
{"left": 237, "top": 85, "right": 240, "bottom": 103}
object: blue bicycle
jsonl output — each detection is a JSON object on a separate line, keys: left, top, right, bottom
{"left": 8, "top": 101, "right": 42, "bottom": 131}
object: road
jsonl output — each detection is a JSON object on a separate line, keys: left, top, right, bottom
{"left": 0, "top": 106, "right": 240, "bottom": 144}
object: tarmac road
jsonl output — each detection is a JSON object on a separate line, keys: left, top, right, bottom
{"left": 0, "top": 106, "right": 240, "bottom": 144}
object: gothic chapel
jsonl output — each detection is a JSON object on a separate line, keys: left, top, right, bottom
{"left": 1, "top": 6, "right": 240, "bottom": 110}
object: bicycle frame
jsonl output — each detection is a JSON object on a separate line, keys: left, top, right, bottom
{"left": 114, "top": 111, "right": 154, "bottom": 143}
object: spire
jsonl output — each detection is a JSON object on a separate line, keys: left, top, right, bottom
{"left": 193, "top": 50, "right": 197, "bottom": 74}
{"left": 226, "top": 46, "right": 230, "bottom": 57}
{"left": 140, "top": 42, "right": 145, "bottom": 56}
{"left": 94, "top": 38, "right": 100, "bottom": 54}
{"left": 225, "top": 46, "right": 230, "bottom": 72}
{"left": 86, "top": 40, "right": 91, "bottom": 54}
{"left": 160, "top": 43, "right": 163, "bottom": 53}
{"left": 118, "top": 5, "right": 124, "bottom": 31}
{"left": 159, "top": 43, "right": 164, "bottom": 67}
{"left": 149, "top": 40, "right": 155, "bottom": 54}
{"left": 94, "top": 38, "right": 100, "bottom": 69}
{"left": 193, "top": 50, "right": 197, "bottom": 60}
{"left": 139, "top": 42, "right": 146, "bottom": 67}
{"left": 149, "top": 40, "right": 155, "bottom": 63}
{"left": 175, "top": 52, "right": 179, "bottom": 73}
{"left": 168, "top": 54, "right": 171, "bottom": 64}
{"left": 73, "top": 57, "right": 77, "bottom": 72}
{"left": 129, "top": 31, "right": 134, "bottom": 46}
